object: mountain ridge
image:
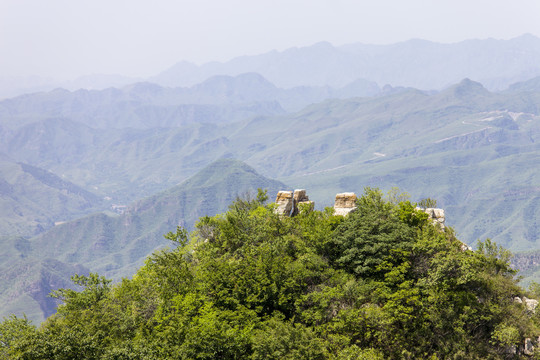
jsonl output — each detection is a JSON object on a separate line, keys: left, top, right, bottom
{"left": 152, "top": 34, "right": 540, "bottom": 90}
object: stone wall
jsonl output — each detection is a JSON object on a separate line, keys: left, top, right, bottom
{"left": 422, "top": 207, "right": 446, "bottom": 228}
{"left": 274, "top": 191, "right": 447, "bottom": 226}
{"left": 275, "top": 190, "right": 358, "bottom": 217}
{"left": 334, "top": 192, "right": 357, "bottom": 216}
{"left": 274, "top": 189, "right": 313, "bottom": 216}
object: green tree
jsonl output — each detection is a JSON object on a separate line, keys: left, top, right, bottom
{"left": 1, "top": 188, "right": 537, "bottom": 359}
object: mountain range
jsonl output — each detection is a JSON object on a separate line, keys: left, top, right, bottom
{"left": 0, "top": 159, "right": 285, "bottom": 323}
{"left": 2, "top": 36, "right": 540, "bottom": 323}
{"left": 3, "top": 34, "right": 540, "bottom": 100}
{"left": 151, "top": 34, "right": 540, "bottom": 90}
{"left": 2, "top": 74, "right": 540, "bottom": 247}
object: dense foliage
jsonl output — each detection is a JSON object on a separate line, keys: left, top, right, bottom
{"left": 1, "top": 188, "right": 539, "bottom": 359}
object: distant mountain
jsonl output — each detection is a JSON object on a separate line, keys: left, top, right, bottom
{"left": 0, "top": 158, "right": 103, "bottom": 236}
{"left": 506, "top": 76, "right": 540, "bottom": 93}
{"left": 0, "top": 73, "right": 379, "bottom": 206}
{"left": 0, "top": 74, "right": 142, "bottom": 101}
{"left": 3, "top": 35, "right": 540, "bottom": 100}
{"left": 0, "top": 73, "right": 381, "bottom": 131}
{"left": 3, "top": 78, "right": 540, "bottom": 251}
{"left": 0, "top": 235, "right": 88, "bottom": 324}
{"left": 152, "top": 34, "right": 540, "bottom": 90}
{"left": 0, "top": 115, "right": 282, "bottom": 205}
{"left": 222, "top": 79, "right": 540, "bottom": 251}
{"left": 0, "top": 79, "right": 286, "bottom": 131}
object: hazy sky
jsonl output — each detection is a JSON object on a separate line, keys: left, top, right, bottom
{"left": 2, "top": 0, "right": 540, "bottom": 80}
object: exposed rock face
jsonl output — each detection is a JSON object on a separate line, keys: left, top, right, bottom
{"left": 275, "top": 191, "right": 293, "bottom": 216}
{"left": 513, "top": 296, "right": 539, "bottom": 314}
{"left": 423, "top": 207, "right": 446, "bottom": 228}
{"left": 334, "top": 192, "right": 357, "bottom": 216}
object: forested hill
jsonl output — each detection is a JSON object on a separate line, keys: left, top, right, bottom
{"left": 2, "top": 188, "right": 539, "bottom": 359}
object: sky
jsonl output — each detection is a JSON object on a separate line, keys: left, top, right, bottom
{"left": 1, "top": 0, "right": 540, "bottom": 80}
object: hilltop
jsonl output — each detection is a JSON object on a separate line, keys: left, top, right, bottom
{"left": 1, "top": 188, "right": 538, "bottom": 359}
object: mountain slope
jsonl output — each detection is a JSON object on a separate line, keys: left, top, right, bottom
{"left": 0, "top": 83, "right": 285, "bottom": 131}
{"left": 0, "top": 72, "right": 382, "bottom": 132}
{"left": 223, "top": 80, "right": 540, "bottom": 251}
{"left": 0, "top": 158, "right": 103, "bottom": 236}
{"left": 2, "top": 78, "right": 540, "bottom": 252}
{"left": 29, "top": 159, "right": 287, "bottom": 279}
{"left": 0, "top": 159, "right": 286, "bottom": 323}
{"left": 0, "top": 235, "right": 88, "bottom": 324}
{"left": 2, "top": 191, "right": 535, "bottom": 359}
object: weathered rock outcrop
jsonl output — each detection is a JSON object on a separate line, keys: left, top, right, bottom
{"left": 334, "top": 192, "right": 357, "bottom": 216}
{"left": 514, "top": 296, "right": 539, "bottom": 314}
{"left": 274, "top": 191, "right": 449, "bottom": 225}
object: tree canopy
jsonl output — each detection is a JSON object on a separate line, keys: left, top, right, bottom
{"left": 1, "top": 188, "right": 538, "bottom": 359}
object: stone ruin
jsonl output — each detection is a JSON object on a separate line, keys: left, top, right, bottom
{"left": 275, "top": 191, "right": 294, "bottom": 216}
{"left": 275, "top": 189, "right": 314, "bottom": 217}
{"left": 292, "top": 189, "right": 314, "bottom": 216}
{"left": 274, "top": 189, "right": 476, "bottom": 254}
{"left": 422, "top": 207, "right": 446, "bottom": 229}
{"left": 274, "top": 190, "right": 448, "bottom": 226}
{"left": 333, "top": 192, "right": 357, "bottom": 216}
{"left": 274, "top": 190, "right": 358, "bottom": 217}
